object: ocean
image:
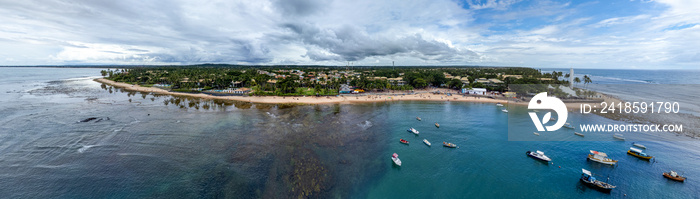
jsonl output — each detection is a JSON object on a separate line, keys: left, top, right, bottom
{"left": 0, "top": 67, "right": 698, "bottom": 198}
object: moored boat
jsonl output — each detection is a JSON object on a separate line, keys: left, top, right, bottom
{"left": 435, "top": 122, "right": 440, "bottom": 128}
{"left": 580, "top": 169, "right": 615, "bottom": 192}
{"left": 563, "top": 123, "right": 575, "bottom": 129}
{"left": 496, "top": 103, "right": 504, "bottom": 107}
{"left": 392, "top": 153, "right": 402, "bottom": 166}
{"left": 407, "top": 127, "right": 419, "bottom": 135}
{"left": 663, "top": 171, "right": 686, "bottom": 182}
{"left": 627, "top": 147, "right": 653, "bottom": 160}
{"left": 501, "top": 109, "right": 508, "bottom": 113}
{"left": 574, "top": 132, "right": 585, "bottom": 137}
{"left": 423, "top": 139, "right": 431, "bottom": 146}
{"left": 443, "top": 142, "right": 458, "bottom": 148}
{"left": 526, "top": 150, "right": 552, "bottom": 162}
{"left": 587, "top": 150, "right": 618, "bottom": 165}
{"left": 632, "top": 142, "right": 646, "bottom": 149}
{"left": 613, "top": 133, "right": 625, "bottom": 140}
{"left": 400, "top": 139, "right": 409, "bottom": 144}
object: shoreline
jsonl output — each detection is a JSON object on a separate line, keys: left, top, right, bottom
{"left": 94, "top": 78, "right": 510, "bottom": 105}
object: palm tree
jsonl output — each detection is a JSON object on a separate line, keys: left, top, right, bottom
{"left": 574, "top": 77, "right": 581, "bottom": 87}
{"left": 583, "top": 75, "right": 592, "bottom": 89}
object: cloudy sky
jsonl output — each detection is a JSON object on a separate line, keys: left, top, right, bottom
{"left": 0, "top": 0, "right": 698, "bottom": 69}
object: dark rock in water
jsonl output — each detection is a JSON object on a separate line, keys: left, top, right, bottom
{"left": 79, "top": 117, "right": 110, "bottom": 123}
{"left": 80, "top": 117, "right": 98, "bottom": 122}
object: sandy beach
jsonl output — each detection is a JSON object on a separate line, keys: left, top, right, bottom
{"left": 95, "top": 78, "right": 509, "bottom": 105}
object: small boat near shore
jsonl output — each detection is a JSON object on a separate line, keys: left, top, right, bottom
{"left": 435, "top": 123, "right": 440, "bottom": 128}
{"left": 400, "top": 139, "right": 409, "bottom": 145}
{"left": 407, "top": 128, "right": 419, "bottom": 135}
{"left": 627, "top": 147, "right": 653, "bottom": 160}
{"left": 392, "top": 153, "right": 402, "bottom": 166}
{"left": 423, "top": 139, "right": 431, "bottom": 146}
{"left": 443, "top": 142, "right": 458, "bottom": 148}
{"left": 632, "top": 142, "right": 646, "bottom": 149}
{"left": 526, "top": 150, "right": 552, "bottom": 162}
{"left": 581, "top": 169, "right": 616, "bottom": 192}
{"left": 501, "top": 109, "right": 508, "bottom": 113}
{"left": 663, "top": 171, "right": 686, "bottom": 182}
{"left": 588, "top": 150, "right": 618, "bottom": 165}
{"left": 496, "top": 103, "right": 504, "bottom": 107}
{"left": 574, "top": 132, "right": 585, "bottom": 137}
{"left": 613, "top": 133, "right": 625, "bottom": 140}
{"left": 563, "top": 123, "right": 574, "bottom": 129}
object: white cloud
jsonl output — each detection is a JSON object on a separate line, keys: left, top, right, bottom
{"left": 0, "top": 0, "right": 697, "bottom": 69}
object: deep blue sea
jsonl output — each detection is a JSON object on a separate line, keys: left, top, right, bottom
{"left": 0, "top": 67, "right": 698, "bottom": 198}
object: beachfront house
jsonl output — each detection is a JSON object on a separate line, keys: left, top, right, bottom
{"left": 464, "top": 88, "right": 487, "bottom": 95}
{"left": 388, "top": 77, "right": 406, "bottom": 86}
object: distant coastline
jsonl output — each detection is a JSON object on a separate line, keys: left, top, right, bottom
{"left": 95, "top": 78, "right": 509, "bottom": 105}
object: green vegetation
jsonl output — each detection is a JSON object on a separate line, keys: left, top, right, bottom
{"left": 102, "top": 64, "right": 572, "bottom": 96}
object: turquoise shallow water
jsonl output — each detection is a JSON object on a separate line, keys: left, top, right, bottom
{"left": 0, "top": 67, "right": 698, "bottom": 198}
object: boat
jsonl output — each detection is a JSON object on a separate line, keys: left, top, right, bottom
{"left": 407, "top": 127, "right": 419, "bottom": 135}
{"left": 423, "top": 139, "right": 431, "bottom": 146}
{"left": 627, "top": 147, "right": 653, "bottom": 160}
{"left": 496, "top": 103, "right": 504, "bottom": 107}
{"left": 574, "top": 132, "right": 585, "bottom": 137}
{"left": 563, "top": 123, "right": 575, "bottom": 129}
{"left": 400, "top": 139, "right": 409, "bottom": 145}
{"left": 501, "top": 109, "right": 508, "bottom": 113}
{"left": 435, "top": 123, "right": 440, "bottom": 128}
{"left": 580, "top": 169, "right": 616, "bottom": 192}
{"left": 663, "top": 171, "right": 686, "bottom": 182}
{"left": 550, "top": 117, "right": 556, "bottom": 121}
{"left": 392, "top": 153, "right": 402, "bottom": 166}
{"left": 443, "top": 142, "right": 458, "bottom": 148}
{"left": 632, "top": 142, "right": 646, "bottom": 149}
{"left": 533, "top": 132, "right": 540, "bottom": 136}
{"left": 416, "top": 117, "right": 421, "bottom": 121}
{"left": 587, "top": 150, "right": 618, "bottom": 165}
{"left": 613, "top": 133, "right": 625, "bottom": 140}
{"left": 526, "top": 150, "right": 552, "bottom": 162}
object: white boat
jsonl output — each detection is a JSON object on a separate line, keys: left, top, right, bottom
{"left": 633, "top": 143, "right": 646, "bottom": 149}
{"left": 502, "top": 109, "right": 508, "bottom": 113}
{"left": 533, "top": 132, "right": 540, "bottom": 136}
{"left": 407, "top": 127, "right": 419, "bottom": 135}
{"left": 613, "top": 134, "right": 625, "bottom": 140}
{"left": 563, "top": 123, "right": 575, "bottom": 129}
{"left": 527, "top": 150, "right": 552, "bottom": 162}
{"left": 416, "top": 117, "right": 421, "bottom": 121}
{"left": 423, "top": 139, "right": 431, "bottom": 146}
{"left": 392, "top": 153, "right": 402, "bottom": 166}
{"left": 587, "top": 150, "right": 618, "bottom": 165}
{"left": 496, "top": 103, "right": 504, "bottom": 107}
{"left": 574, "top": 132, "right": 585, "bottom": 137}
{"left": 550, "top": 117, "right": 556, "bottom": 121}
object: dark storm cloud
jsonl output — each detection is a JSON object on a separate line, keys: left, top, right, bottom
{"left": 281, "top": 22, "right": 476, "bottom": 62}
{"left": 273, "top": 0, "right": 325, "bottom": 17}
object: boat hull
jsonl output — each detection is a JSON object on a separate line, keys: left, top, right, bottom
{"left": 663, "top": 173, "right": 685, "bottom": 182}
{"left": 526, "top": 151, "right": 551, "bottom": 162}
{"left": 392, "top": 157, "right": 402, "bottom": 166}
{"left": 580, "top": 178, "right": 613, "bottom": 193}
{"left": 627, "top": 151, "right": 653, "bottom": 160}
{"left": 587, "top": 154, "right": 617, "bottom": 165}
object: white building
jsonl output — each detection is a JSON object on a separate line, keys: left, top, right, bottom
{"left": 463, "top": 88, "right": 487, "bottom": 95}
